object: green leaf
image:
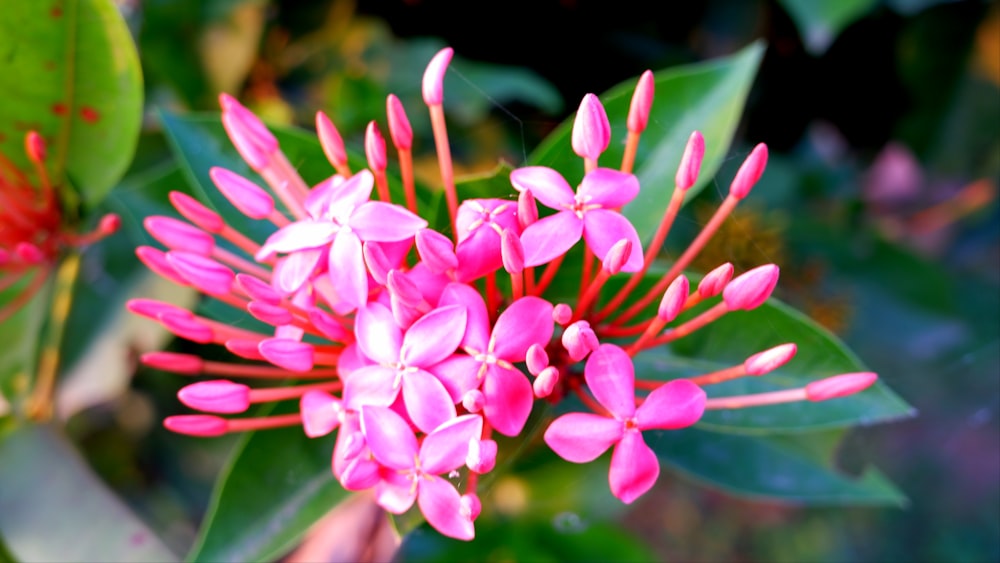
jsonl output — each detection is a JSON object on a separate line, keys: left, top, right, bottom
{"left": 632, "top": 298, "right": 914, "bottom": 434}
{"left": 0, "top": 279, "right": 52, "bottom": 413}
{"left": 650, "top": 426, "right": 906, "bottom": 506}
{"left": 778, "top": 0, "right": 878, "bottom": 54}
{"left": 0, "top": 0, "right": 143, "bottom": 206}
{"left": 186, "top": 402, "right": 348, "bottom": 563}
{"left": 0, "top": 423, "right": 177, "bottom": 562}
{"left": 529, "top": 42, "right": 765, "bottom": 245}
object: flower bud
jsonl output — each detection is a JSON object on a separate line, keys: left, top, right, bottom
{"left": 247, "top": 300, "right": 293, "bottom": 326}
{"left": 562, "top": 320, "right": 599, "bottom": 362}
{"left": 466, "top": 438, "right": 498, "bottom": 474}
{"left": 723, "top": 264, "right": 779, "bottom": 311}
{"left": 364, "top": 121, "right": 387, "bottom": 172}
{"left": 178, "top": 380, "right": 250, "bottom": 414}
{"left": 501, "top": 229, "right": 525, "bottom": 274}
{"left": 316, "top": 111, "right": 348, "bottom": 170}
{"left": 571, "top": 94, "right": 611, "bottom": 160}
{"left": 127, "top": 298, "right": 193, "bottom": 321}
{"left": 422, "top": 47, "right": 453, "bottom": 106}
{"left": 626, "top": 70, "right": 654, "bottom": 133}
{"left": 167, "top": 251, "right": 235, "bottom": 296}
{"left": 729, "top": 143, "right": 768, "bottom": 200}
{"left": 170, "top": 191, "right": 225, "bottom": 233}
{"left": 144, "top": 216, "right": 215, "bottom": 255}
{"left": 517, "top": 189, "right": 538, "bottom": 229}
{"left": 533, "top": 366, "right": 560, "bottom": 398}
{"left": 658, "top": 275, "right": 689, "bottom": 322}
{"left": 300, "top": 390, "right": 343, "bottom": 438}
{"left": 525, "top": 343, "right": 549, "bottom": 376}
{"left": 698, "top": 262, "right": 734, "bottom": 298}
{"left": 602, "top": 239, "right": 632, "bottom": 275}
{"left": 160, "top": 313, "right": 214, "bottom": 344}
{"left": 141, "top": 351, "right": 203, "bottom": 374}
{"left": 462, "top": 389, "right": 486, "bottom": 413}
{"left": 386, "top": 94, "right": 413, "bottom": 150}
{"left": 744, "top": 343, "right": 797, "bottom": 376}
{"left": 259, "top": 338, "right": 315, "bottom": 373}
{"left": 236, "top": 273, "right": 281, "bottom": 305}
{"left": 415, "top": 229, "right": 458, "bottom": 274}
{"left": 209, "top": 167, "right": 275, "bottom": 219}
{"left": 806, "top": 372, "right": 878, "bottom": 401}
{"left": 164, "top": 415, "right": 227, "bottom": 437}
{"left": 675, "top": 131, "right": 705, "bottom": 190}
{"left": 460, "top": 493, "right": 482, "bottom": 521}
{"left": 25, "top": 131, "right": 46, "bottom": 162}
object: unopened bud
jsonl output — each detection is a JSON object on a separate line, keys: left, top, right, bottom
{"left": 658, "top": 275, "right": 689, "bottom": 322}
{"left": 533, "top": 366, "right": 560, "bottom": 398}
{"left": 626, "top": 70, "right": 655, "bottom": 133}
{"left": 164, "top": 415, "right": 227, "bottom": 437}
{"left": 698, "top": 262, "right": 734, "bottom": 298}
{"left": 806, "top": 372, "right": 878, "bottom": 401}
{"left": 364, "top": 121, "right": 387, "bottom": 172}
{"left": 501, "top": 229, "right": 525, "bottom": 274}
{"left": 562, "top": 320, "right": 599, "bottom": 362}
{"left": 414, "top": 229, "right": 457, "bottom": 274}
{"left": 258, "top": 338, "right": 315, "bottom": 373}
{"left": 729, "top": 143, "right": 768, "bottom": 200}
{"left": 209, "top": 167, "right": 275, "bottom": 219}
{"left": 517, "top": 189, "right": 538, "bottom": 229}
{"left": 422, "top": 47, "right": 453, "bottom": 106}
{"left": 170, "top": 191, "right": 224, "bottom": 233}
{"left": 675, "top": 131, "right": 705, "bottom": 190}
{"left": 144, "top": 216, "right": 215, "bottom": 255}
{"left": 178, "top": 380, "right": 250, "bottom": 414}
{"left": 723, "top": 264, "right": 779, "bottom": 311}
{"left": 466, "top": 438, "right": 498, "bottom": 474}
{"left": 525, "top": 343, "right": 549, "bottom": 376}
{"left": 25, "top": 131, "right": 46, "bottom": 162}
{"left": 571, "top": 93, "right": 611, "bottom": 160}
{"left": 744, "top": 343, "right": 797, "bottom": 376}
{"left": 300, "top": 390, "right": 343, "bottom": 438}
{"left": 462, "top": 389, "right": 486, "bottom": 413}
{"left": 552, "top": 303, "right": 573, "bottom": 325}
{"left": 316, "top": 111, "right": 348, "bottom": 170}
{"left": 167, "top": 251, "right": 235, "bottom": 296}
{"left": 460, "top": 493, "right": 482, "bottom": 521}
{"left": 386, "top": 94, "right": 413, "bottom": 150}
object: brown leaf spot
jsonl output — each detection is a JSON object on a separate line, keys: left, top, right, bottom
{"left": 52, "top": 103, "right": 68, "bottom": 116}
{"left": 80, "top": 107, "right": 100, "bottom": 123}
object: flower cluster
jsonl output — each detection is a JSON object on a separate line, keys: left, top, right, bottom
{"left": 132, "top": 48, "right": 878, "bottom": 540}
{"left": 0, "top": 131, "right": 119, "bottom": 322}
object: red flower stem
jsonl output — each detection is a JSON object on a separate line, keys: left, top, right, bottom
{"left": 573, "top": 268, "right": 610, "bottom": 323}
{"left": 270, "top": 152, "right": 312, "bottom": 201}
{"left": 610, "top": 195, "right": 739, "bottom": 327}
{"left": 595, "top": 320, "right": 650, "bottom": 338}
{"left": 579, "top": 245, "right": 594, "bottom": 301}
{"left": 584, "top": 157, "right": 597, "bottom": 174}
{"left": 373, "top": 167, "right": 391, "bottom": 203}
{"left": 485, "top": 271, "right": 499, "bottom": 316}
{"left": 227, "top": 413, "right": 303, "bottom": 433}
{"left": 510, "top": 270, "right": 523, "bottom": 301}
{"left": 593, "top": 186, "right": 685, "bottom": 323}
{"left": 428, "top": 104, "right": 458, "bottom": 237}
{"left": 249, "top": 380, "right": 343, "bottom": 404}
{"left": 573, "top": 385, "right": 610, "bottom": 417}
{"left": 646, "top": 302, "right": 729, "bottom": 348}
{"left": 398, "top": 147, "right": 418, "bottom": 214}
{"left": 686, "top": 364, "right": 747, "bottom": 386}
{"left": 704, "top": 388, "right": 807, "bottom": 410}
{"left": 524, "top": 266, "right": 535, "bottom": 296}
{"left": 260, "top": 163, "right": 309, "bottom": 221}
{"left": 532, "top": 253, "right": 565, "bottom": 297}
{"left": 202, "top": 361, "right": 341, "bottom": 378}
{"left": 220, "top": 225, "right": 266, "bottom": 258}
{"left": 634, "top": 378, "right": 665, "bottom": 390}
{"left": 624, "top": 315, "right": 668, "bottom": 357}
{"left": 620, "top": 131, "right": 640, "bottom": 174}
{"left": 213, "top": 247, "right": 273, "bottom": 281}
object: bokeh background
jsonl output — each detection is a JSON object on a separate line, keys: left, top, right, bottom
{"left": 51, "top": 0, "right": 1000, "bottom": 561}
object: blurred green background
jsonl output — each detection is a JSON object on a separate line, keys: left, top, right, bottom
{"left": 36, "top": 0, "right": 1000, "bottom": 561}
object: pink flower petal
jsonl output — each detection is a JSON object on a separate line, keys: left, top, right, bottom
{"left": 482, "top": 364, "right": 534, "bottom": 436}
{"left": 520, "top": 211, "right": 583, "bottom": 268}
{"left": 360, "top": 405, "right": 418, "bottom": 470}
{"left": 326, "top": 169, "right": 375, "bottom": 220}
{"left": 343, "top": 365, "right": 399, "bottom": 410}
{"left": 509, "top": 166, "right": 575, "bottom": 210}
{"left": 418, "top": 475, "right": 475, "bottom": 540}
{"left": 350, "top": 201, "right": 427, "bottom": 242}
{"left": 340, "top": 455, "right": 382, "bottom": 491}
{"left": 544, "top": 412, "right": 623, "bottom": 462}
{"left": 490, "top": 296, "right": 554, "bottom": 361}
{"left": 455, "top": 229, "right": 503, "bottom": 282}
{"left": 438, "top": 282, "right": 491, "bottom": 352}
{"left": 273, "top": 248, "right": 324, "bottom": 294}
{"left": 328, "top": 230, "right": 368, "bottom": 310}
{"left": 636, "top": 379, "right": 706, "bottom": 430}
{"left": 420, "top": 414, "right": 483, "bottom": 475}
{"left": 300, "top": 390, "right": 342, "bottom": 438}
{"left": 375, "top": 471, "right": 416, "bottom": 513}
{"left": 256, "top": 220, "right": 338, "bottom": 261}
{"left": 401, "top": 369, "right": 457, "bottom": 434}
{"left": 584, "top": 344, "right": 637, "bottom": 419}
{"left": 609, "top": 430, "right": 659, "bottom": 504}
{"left": 428, "top": 355, "right": 482, "bottom": 402}
{"left": 582, "top": 210, "right": 644, "bottom": 273}
{"left": 354, "top": 303, "right": 402, "bottom": 365}
{"left": 577, "top": 168, "right": 640, "bottom": 208}
{"left": 401, "top": 305, "right": 467, "bottom": 367}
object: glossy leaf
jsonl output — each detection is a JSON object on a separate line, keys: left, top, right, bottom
{"left": 778, "top": 0, "right": 878, "bottom": 54}
{"left": 529, "top": 42, "right": 765, "bottom": 246}
{"left": 185, "top": 402, "right": 348, "bottom": 563}
{"left": 0, "top": 0, "right": 143, "bottom": 206}
{"left": 632, "top": 298, "right": 914, "bottom": 434}
{"left": 650, "top": 426, "right": 906, "bottom": 505}
{"left": 0, "top": 423, "right": 177, "bottom": 562}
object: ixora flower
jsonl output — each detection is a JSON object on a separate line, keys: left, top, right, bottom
{"left": 132, "top": 47, "right": 881, "bottom": 540}
{"left": 0, "top": 131, "right": 119, "bottom": 322}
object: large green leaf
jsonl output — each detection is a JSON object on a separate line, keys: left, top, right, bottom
{"left": 778, "top": 0, "right": 878, "bottom": 54}
{"left": 651, "top": 427, "right": 906, "bottom": 506}
{"left": 632, "top": 298, "right": 914, "bottom": 434}
{"left": 0, "top": 423, "right": 177, "bottom": 562}
{"left": 0, "top": 0, "right": 143, "bottom": 206}
{"left": 529, "top": 42, "right": 765, "bottom": 246}
{"left": 0, "top": 280, "right": 52, "bottom": 415}
{"left": 185, "top": 402, "right": 348, "bottom": 563}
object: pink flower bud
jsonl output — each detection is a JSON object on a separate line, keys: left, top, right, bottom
{"left": 602, "top": 238, "right": 632, "bottom": 275}
{"left": 98, "top": 213, "right": 121, "bottom": 235}
{"left": 247, "top": 301, "right": 293, "bottom": 326}
{"left": 460, "top": 493, "right": 482, "bottom": 521}
{"left": 658, "top": 275, "right": 689, "bottom": 322}
{"left": 144, "top": 216, "right": 215, "bottom": 255}
{"left": 164, "top": 414, "right": 227, "bottom": 437}
{"left": 210, "top": 167, "right": 275, "bottom": 219}
{"left": 141, "top": 351, "right": 203, "bottom": 374}
{"left": 219, "top": 94, "right": 277, "bottom": 153}
{"left": 160, "top": 313, "right": 214, "bottom": 344}
{"left": 467, "top": 438, "right": 498, "bottom": 474}
{"left": 170, "top": 191, "right": 224, "bottom": 233}
{"left": 698, "top": 262, "right": 734, "bottom": 298}
{"left": 300, "top": 390, "right": 343, "bottom": 438}
{"left": 259, "top": 338, "right": 315, "bottom": 372}
{"left": 307, "top": 308, "right": 351, "bottom": 343}
{"left": 236, "top": 273, "right": 281, "bottom": 305}
{"left": 386, "top": 94, "right": 413, "bottom": 150}
{"left": 226, "top": 338, "right": 266, "bottom": 360}
{"left": 14, "top": 243, "right": 44, "bottom": 263}
{"left": 729, "top": 143, "right": 768, "bottom": 200}
{"left": 806, "top": 372, "right": 878, "bottom": 401}
{"left": 534, "top": 366, "right": 560, "bottom": 398}
{"left": 387, "top": 270, "right": 424, "bottom": 308}
{"left": 744, "top": 343, "right": 797, "bottom": 376}
{"left": 422, "top": 47, "right": 453, "bottom": 106}
{"left": 25, "top": 131, "right": 46, "bottom": 162}
{"left": 178, "top": 380, "right": 250, "bottom": 414}
{"left": 462, "top": 389, "right": 486, "bottom": 413}
{"left": 552, "top": 303, "right": 573, "bottom": 325}
{"left": 675, "top": 130, "right": 705, "bottom": 190}
{"left": 127, "top": 298, "right": 193, "bottom": 321}
{"left": 627, "top": 70, "right": 655, "bottom": 133}
{"left": 562, "top": 320, "right": 599, "bottom": 362}
{"left": 501, "top": 229, "right": 525, "bottom": 274}
{"left": 136, "top": 246, "right": 189, "bottom": 286}
{"left": 316, "top": 111, "right": 348, "bottom": 170}
{"left": 167, "top": 251, "right": 235, "bottom": 296}
{"left": 571, "top": 93, "right": 611, "bottom": 160}
{"left": 364, "top": 121, "right": 387, "bottom": 172}
{"left": 221, "top": 112, "right": 267, "bottom": 170}
{"left": 414, "top": 229, "right": 458, "bottom": 274}
{"left": 723, "top": 264, "right": 779, "bottom": 311}
{"left": 517, "top": 189, "right": 538, "bottom": 229}
{"left": 526, "top": 343, "right": 549, "bottom": 376}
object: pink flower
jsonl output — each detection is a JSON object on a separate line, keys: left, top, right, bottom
{"left": 361, "top": 405, "right": 482, "bottom": 540}
{"left": 454, "top": 198, "right": 520, "bottom": 281}
{"left": 510, "top": 166, "right": 644, "bottom": 271}
{"left": 544, "top": 344, "right": 706, "bottom": 503}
